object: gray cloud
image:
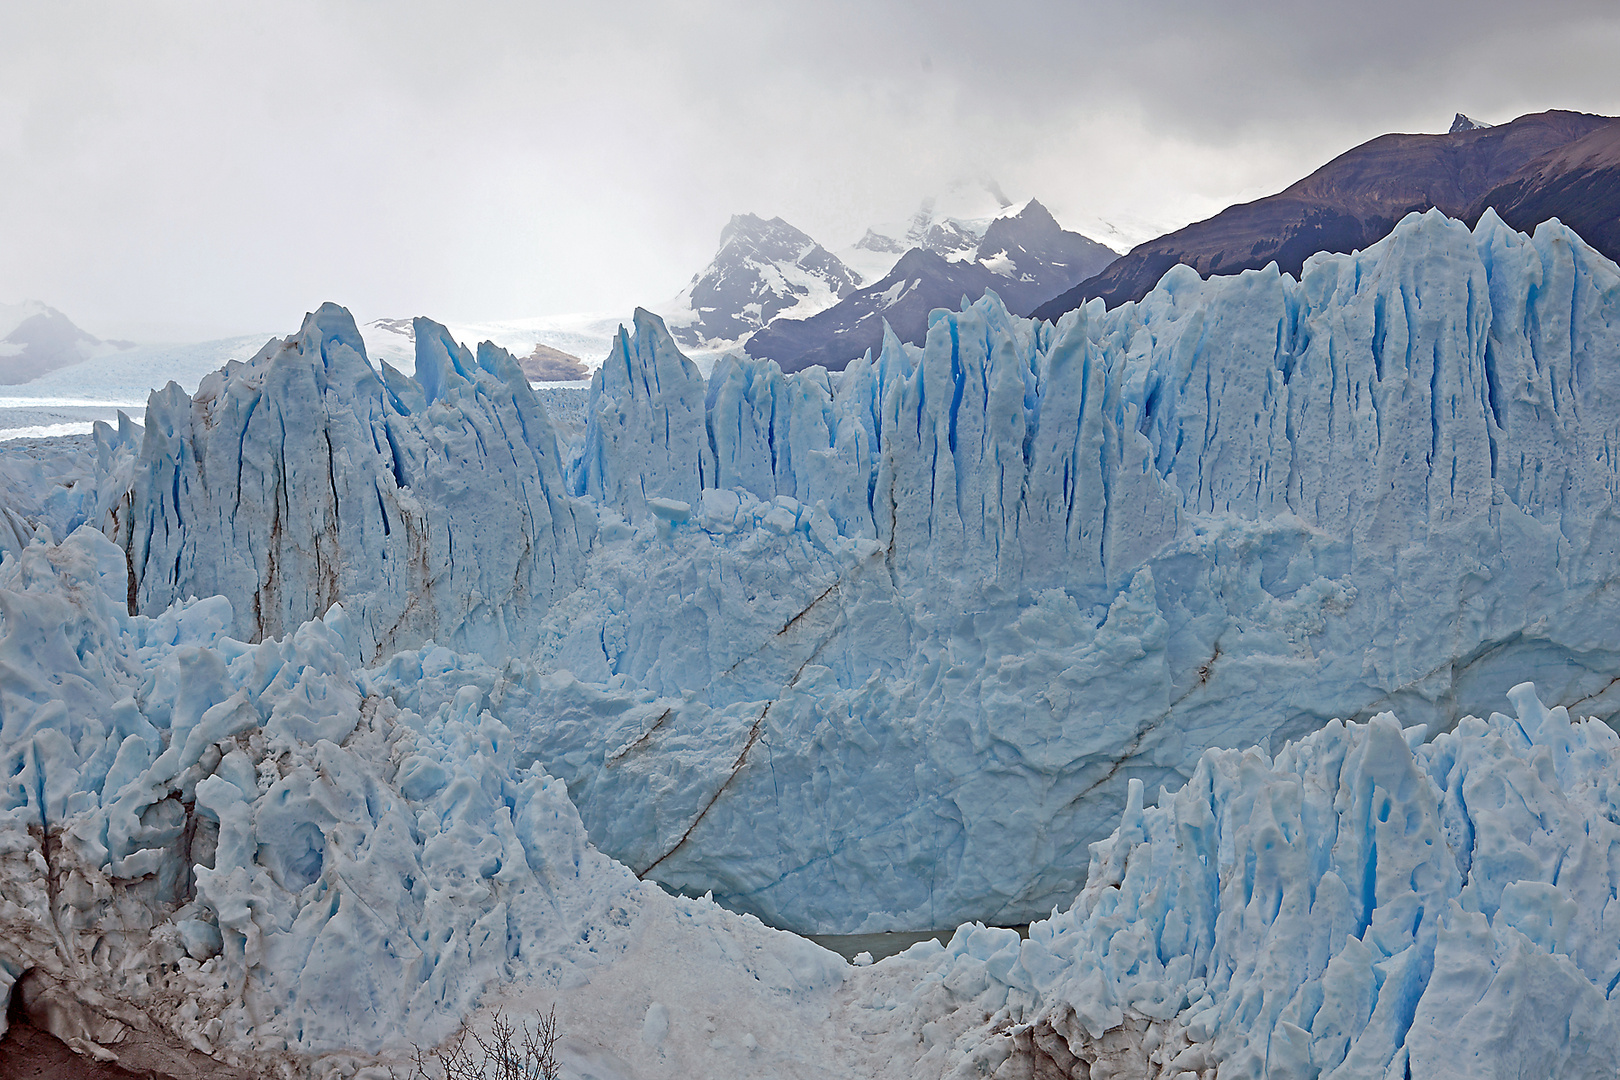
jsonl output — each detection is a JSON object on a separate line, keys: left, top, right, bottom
{"left": 2, "top": 0, "right": 1617, "bottom": 341}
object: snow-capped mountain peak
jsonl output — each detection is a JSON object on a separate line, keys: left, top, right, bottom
{"left": 0, "top": 299, "right": 48, "bottom": 340}
{"left": 748, "top": 197, "right": 1117, "bottom": 372}
{"left": 1450, "top": 112, "right": 1493, "bottom": 133}
{"left": 656, "top": 213, "right": 862, "bottom": 352}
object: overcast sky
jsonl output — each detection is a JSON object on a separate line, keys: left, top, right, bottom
{"left": 3, "top": 1, "right": 1619, "bottom": 341}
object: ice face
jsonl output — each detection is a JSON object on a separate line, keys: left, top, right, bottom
{"left": 526, "top": 208, "right": 1620, "bottom": 932}
{"left": 844, "top": 686, "right": 1620, "bottom": 1080}
{"left": 33, "top": 209, "right": 1620, "bottom": 937}
{"left": 127, "top": 303, "right": 594, "bottom": 665}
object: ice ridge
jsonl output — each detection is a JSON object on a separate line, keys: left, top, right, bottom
{"left": 128, "top": 303, "right": 593, "bottom": 664}
{"left": 0, "top": 414, "right": 142, "bottom": 554}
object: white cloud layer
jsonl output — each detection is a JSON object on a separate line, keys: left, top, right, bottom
{"left": 2, "top": 0, "right": 1618, "bottom": 342}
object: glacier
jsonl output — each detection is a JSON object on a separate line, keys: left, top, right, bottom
{"left": 20, "top": 207, "right": 1620, "bottom": 936}
{"left": 129, "top": 308, "right": 593, "bottom": 664}
{"left": 846, "top": 683, "right": 1620, "bottom": 1080}
{"left": 2, "top": 526, "right": 1619, "bottom": 1077}
{"left": 0, "top": 412, "right": 142, "bottom": 554}
{"left": 3, "top": 205, "right": 1620, "bottom": 1073}
{"left": 0, "top": 527, "right": 846, "bottom": 1077}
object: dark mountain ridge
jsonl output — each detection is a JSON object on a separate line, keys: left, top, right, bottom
{"left": 1034, "top": 109, "right": 1619, "bottom": 320}
{"left": 1464, "top": 120, "right": 1620, "bottom": 263}
{"left": 741, "top": 247, "right": 994, "bottom": 374}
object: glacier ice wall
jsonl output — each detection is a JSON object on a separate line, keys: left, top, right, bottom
{"left": 106, "top": 209, "right": 1620, "bottom": 933}
{"left": 129, "top": 304, "right": 593, "bottom": 664}
{"left": 515, "top": 208, "right": 1620, "bottom": 931}
{"left": 865, "top": 688, "right": 1620, "bottom": 1080}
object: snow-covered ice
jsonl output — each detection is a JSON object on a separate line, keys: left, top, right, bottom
{"left": 4, "top": 207, "right": 1620, "bottom": 1075}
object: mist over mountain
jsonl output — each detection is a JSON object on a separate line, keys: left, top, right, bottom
{"left": 0, "top": 301, "right": 133, "bottom": 384}
{"left": 1034, "top": 109, "right": 1620, "bottom": 319}
{"left": 836, "top": 181, "right": 1019, "bottom": 283}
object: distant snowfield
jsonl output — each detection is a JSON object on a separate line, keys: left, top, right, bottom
{"left": 0, "top": 317, "right": 621, "bottom": 441}
{"left": 0, "top": 333, "right": 272, "bottom": 439}
{"left": 0, "top": 421, "right": 115, "bottom": 441}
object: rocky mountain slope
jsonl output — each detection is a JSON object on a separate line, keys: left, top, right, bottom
{"left": 1034, "top": 109, "right": 1618, "bottom": 318}
{"left": 836, "top": 183, "right": 1019, "bottom": 283}
{"left": 1463, "top": 117, "right": 1620, "bottom": 265}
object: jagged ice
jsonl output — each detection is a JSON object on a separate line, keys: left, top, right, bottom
{"left": 2, "top": 208, "right": 1620, "bottom": 1076}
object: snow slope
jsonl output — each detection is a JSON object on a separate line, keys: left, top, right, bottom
{"left": 93, "top": 208, "right": 1620, "bottom": 938}
{"left": 0, "top": 334, "right": 276, "bottom": 444}
{"left": 360, "top": 312, "right": 621, "bottom": 378}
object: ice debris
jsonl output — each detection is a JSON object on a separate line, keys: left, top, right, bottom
{"left": 0, "top": 413, "right": 141, "bottom": 555}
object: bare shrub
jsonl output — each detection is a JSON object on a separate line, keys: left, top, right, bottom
{"left": 392, "top": 1007, "right": 560, "bottom": 1080}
